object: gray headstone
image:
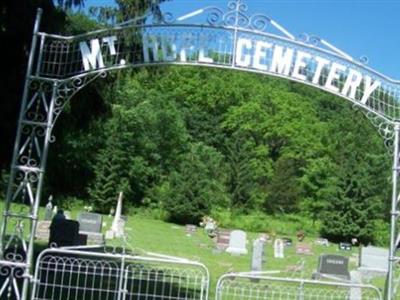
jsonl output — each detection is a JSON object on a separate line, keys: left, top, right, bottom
{"left": 359, "top": 246, "right": 388, "bottom": 272}
{"left": 274, "top": 239, "right": 284, "bottom": 258}
{"left": 251, "top": 238, "right": 265, "bottom": 271}
{"left": 226, "top": 230, "right": 248, "bottom": 255}
{"left": 78, "top": 212, "right": 103, "bottom": 233}
{"left": 35, "top": 221, "right": 51, "bottom": 240}
{"left": 318, "top": 254, "right": 350, "bottom": 280}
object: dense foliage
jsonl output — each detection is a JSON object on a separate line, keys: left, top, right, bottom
{"left": 0, "top": 4, "right": 392, "bottom": 244}
{"left": 43, "top": 66, "right": 391, "bottom": 244}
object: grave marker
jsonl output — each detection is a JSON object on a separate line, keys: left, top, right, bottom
{"left": 359, "top": 246, "right": 388, "bottom": 276}
{"left": 274, "top": 239, "right": 284, "bottom": 258}
{"left": 185, "top": 224, "right": 197, "bottom": 236}
{"left": 339, "top": 242, "right": 352, "bottom": 251}
{"left": 216, "top": 229, "right": 231, "bottom": 250}
{"left": 226, "top": 230, "right": 248, "bottom": 255}
{"left": 78, "top": 212, "right": 103, "bottom": 233}
{"left": 296, "top": 243, "right": 313, "bottom": 255}
{"left": 77, "top": 212, "right": 104, "bottom": 244}
{"left": 315, "top": 254, "right": 350, "bottom": 280}
{"left": 251, "top": 238, "right": 265, "bottom": 271}
{"left": 35, "top": 221, "right": 51, "bottom": 240}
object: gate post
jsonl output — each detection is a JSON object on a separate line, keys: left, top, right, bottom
{"left": 387, "top": 122, "right": 400, "bottom": 299}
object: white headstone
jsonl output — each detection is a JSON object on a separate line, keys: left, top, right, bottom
{"left": 274, "top": 239, "right": 284, "bottom": 258}
{"left": 359, "top": 246, "right": 389, "bottom": 272}
{"left": 226, "top": 230, "right": 248, "bottom": 255}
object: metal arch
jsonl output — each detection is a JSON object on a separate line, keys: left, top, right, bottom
{"left": 1, "top": 0, "right": 400, "bottom": 299}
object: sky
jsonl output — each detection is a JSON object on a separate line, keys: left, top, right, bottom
{"left": 78, "top": 0, "right": 400, "bottom": 80}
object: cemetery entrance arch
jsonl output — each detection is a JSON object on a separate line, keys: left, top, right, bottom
{"left": 1, "top": 1, "right": 400, "bottom": 299}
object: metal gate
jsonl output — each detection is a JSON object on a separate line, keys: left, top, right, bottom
{"left": 215, "top": 272, "right": 383, "bottom": 300}
{"left": 31, "top": 248, "right": 209, "bottom": 300}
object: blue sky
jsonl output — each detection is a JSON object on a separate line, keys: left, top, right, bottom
{"left": 79, "top": 0, "right": 400, "bottom": 79}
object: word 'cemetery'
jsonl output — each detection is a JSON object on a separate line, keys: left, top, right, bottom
{"left": 80, "top": 34, "right": 380, "bottom": 105}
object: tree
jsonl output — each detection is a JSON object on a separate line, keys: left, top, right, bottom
{"left": 160, "top": 142, "right": 229, "bottom": 224}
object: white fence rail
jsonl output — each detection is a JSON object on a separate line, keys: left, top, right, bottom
{"left": 215, "top": 272, "right": 383, "bottom": 300}
{"left": 31, "top": 248, "right": 210, "bottom": 300}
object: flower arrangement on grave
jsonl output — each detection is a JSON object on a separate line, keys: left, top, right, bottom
{"left": 297, "top": 230, "right": 305, "bottom": 242}
{"left": 200, "top": 216, "right": 218, "bottom": 237}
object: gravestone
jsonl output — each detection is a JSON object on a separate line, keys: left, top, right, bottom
{"left": 77, "top": 212, "right": 104, "bottom": 244}
{"left": 296, "top": 243, "right": 313, "bottom": 255}
{"left": 216, "top": 229, "right": 231, "bottom": 250}
{"left": 274, "top": 239, "right": 284, "bottom": 258}
{"left": 283, "top": 237, "right": 292, "bottom": 247}
{"left": 35, "top": 221, "right": 51, "bottom": 240}
{"left": 185, "top": 224, "right": 197, "bottom": 236}
{"left": 226, "top": 230, "right": 248, "bottom": 255}
{"left": 339, "top": 242, "right": 352, "bottom": 251}
{"left": 78, "top": 212, "right": 102, "bottom": 233}
{"left": 315, "top": 238, "right": 329, "bottom": 246}
{"left": 358, "top": 246, "right": 388, "bottom": 277}
{"left": 251, "top": 238, "right": 265, "bottom": 271}
{"left": 258, "top": 233, "right": 270, "bottom": 243}
{"left": 44, "top": 196, "right": 53, "bottom": 221}
{"left": 49, "top": 219, "right": 81, "bottom": 247}
{"left": 314, "top": 254, "right": 350, "bottom": 280}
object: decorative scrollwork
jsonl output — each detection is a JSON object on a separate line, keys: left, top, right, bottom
{"left": 355, "top": 106, "right": 395, "bottom": 150}
{"left": 172, "top": 0, "right": 274, "bottom": 32}
{"left": 359, "top": 55, "right": 369, "bottom": 65}
{"left": 297, "top": 33, "right": 322, "bottom": 47}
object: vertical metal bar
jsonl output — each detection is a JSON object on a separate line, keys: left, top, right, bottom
{"left": 231, "top": 0, "right": 240, "bottom": 68}
{"left": 0, "top": 7, "right": 43, "bottom": 257}
{"left": 117, "top": 254, "right": 126, "bottom": 300}
{"left": 36, "top": 34, "right": 46, "bottom": 76}
{"left": 387, "top": 122, "right": 400, "bottom": 300}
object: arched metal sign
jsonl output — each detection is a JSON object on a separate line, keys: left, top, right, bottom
{"left": 0, "top": 1, "right": 399, "bottom": 299}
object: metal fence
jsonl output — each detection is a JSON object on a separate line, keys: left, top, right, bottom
{"left": 31, "top": 248, "right": 209, "bottom": 300}
{"left": 215, "top": 272, "right": 383, "bottom": 300}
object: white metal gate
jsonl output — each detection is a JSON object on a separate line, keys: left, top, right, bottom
{"left": 31, "top": 248, "right": 209, "bottom": 300}
{"left": 215, "top": 272, "right": 383, "bottom": 300}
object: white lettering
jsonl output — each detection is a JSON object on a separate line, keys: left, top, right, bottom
{"left": 253, "top": 41, "right": 272, "bottom": 71}
{"left": 143, "top": 36, "right": 160, "bottom": 62}
{"left": 341, "top": 69, "right": 363, "bottom": 99}
{"left": 361, "top": 76, "right": 381, "bottom": 104}
{"left": 80, "top": 39, "right": 104, "bottom": 71}
{"left": 199, "top": 34, "right": 213, "bottom": 63}
{"left": 161, "top": 37, "right": 177, "bottom": 61}
{"left": 236, "top": 38, "right": 252, "bottom": 67}
{"left": 312, "top": 56, "right": 330, "bottom": 84}
{"left": 325, "top": 62, "right": 346, "bottom": 93}
{"left": 292, "top": 51, "right": 311, "bottom": 81}
{"left": 102, "top": 36, "right": 117, "bottom": 55}
{"left": 270, "top": 46, "right": 294, "bottom": 76}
